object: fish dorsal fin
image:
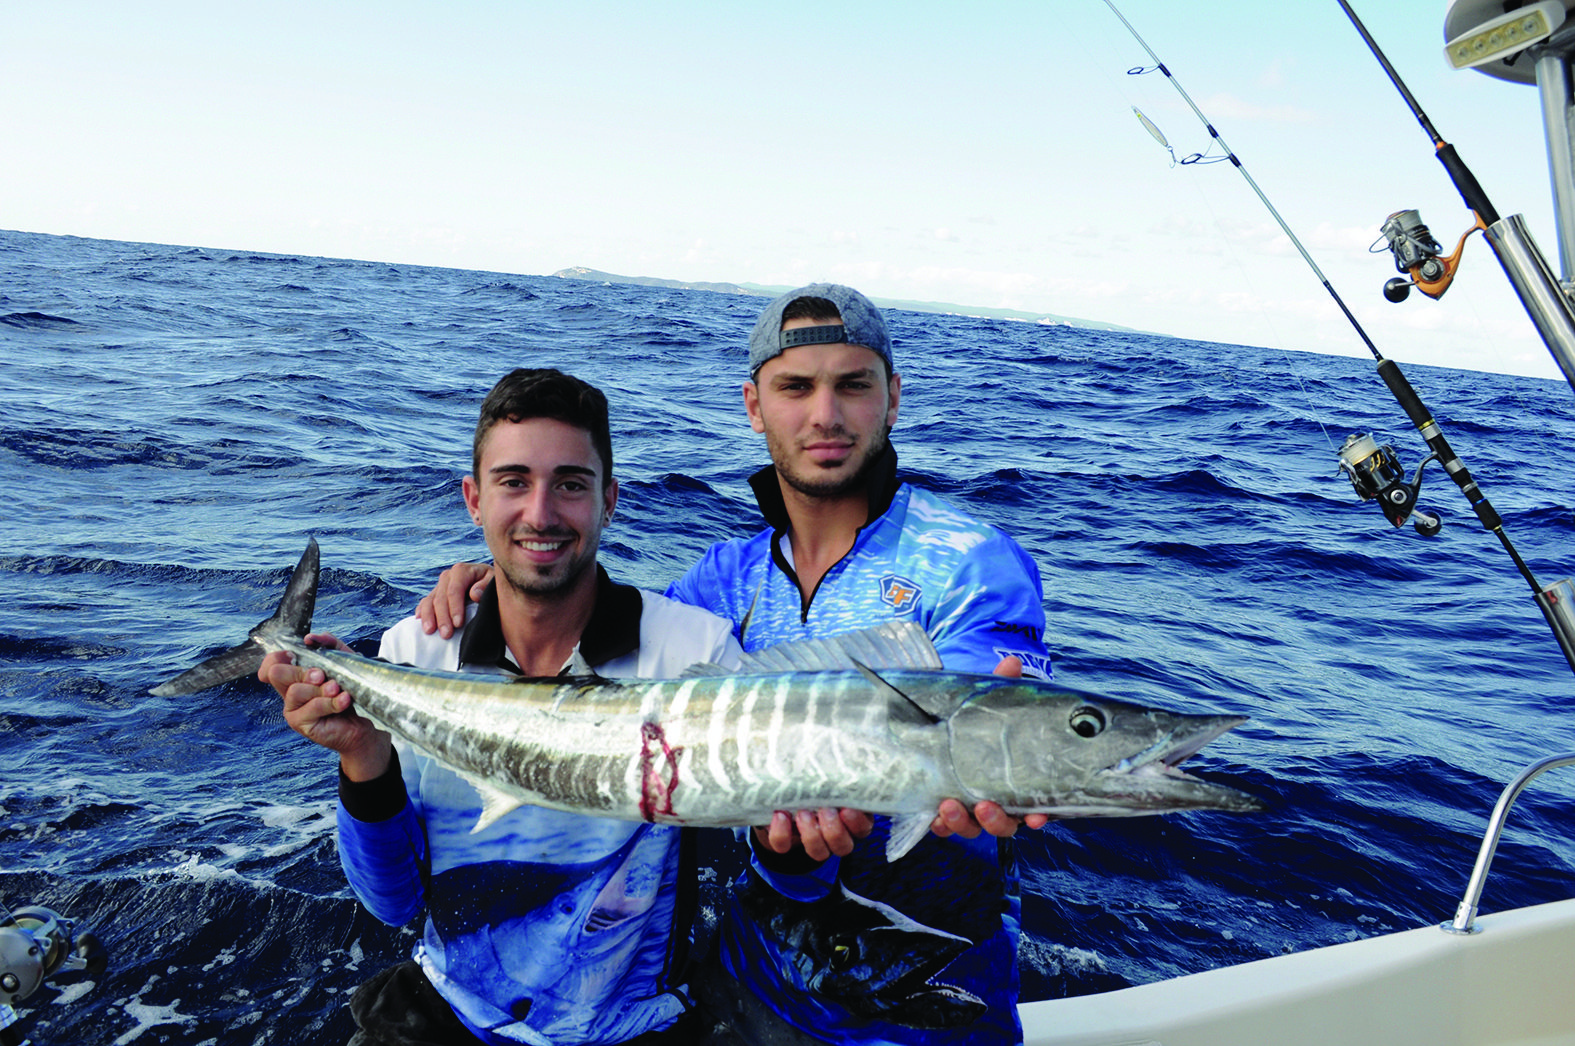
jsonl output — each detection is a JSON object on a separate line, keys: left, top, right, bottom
{"left": 851, "top": 660, "right": 941, "bottom": 727}
{"left": 735, "top": 622, "right": 942, "bottom": 674}
{"left": 678, "top": 622, "right": 944, "bottom": 680}
{"left": 680, "top": 661, "right": 732, "bottom": 678}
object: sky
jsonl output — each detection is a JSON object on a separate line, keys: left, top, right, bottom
{"left": 6, "top": 1, "right": 1570, "bottom": 380}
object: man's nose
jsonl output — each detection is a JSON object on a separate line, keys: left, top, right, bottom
{"left": 807, "top": 384, "right": 843, "bottom": 429}
{"left": 521, "top": 485, "right": 559, "bottom": 529}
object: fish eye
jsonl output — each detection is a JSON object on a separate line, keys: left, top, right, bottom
{"left": 1069, "top": 706, "right": 1107, "bottom": 738}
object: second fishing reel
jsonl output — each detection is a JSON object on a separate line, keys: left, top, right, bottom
{"left": 1336, "top": 432, "right": 1443, "bottom": 535}
{"left": 1, "top": 904, "right": 106, "bottom": 1046}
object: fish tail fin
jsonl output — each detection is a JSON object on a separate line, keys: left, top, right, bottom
{"left": 148, "top": 538, "right": 319, "bottom": 696}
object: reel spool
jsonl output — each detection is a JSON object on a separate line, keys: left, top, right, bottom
{"left": 1336, "top": 432, "right": 1443, "bottom": 535}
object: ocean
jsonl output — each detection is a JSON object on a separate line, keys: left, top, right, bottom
{"left": 4, "top": 226, "right": 1575, "bottom": 1043}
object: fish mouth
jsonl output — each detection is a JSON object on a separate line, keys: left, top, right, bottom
{"left": 1086, "top": 715, "right": 1267, "bottom": 814}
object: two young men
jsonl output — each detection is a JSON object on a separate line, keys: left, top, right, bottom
{"left": 414, "top": 284, "right": 1054, "bottom": 1045}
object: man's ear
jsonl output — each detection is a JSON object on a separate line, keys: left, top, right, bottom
{"left": 743, "top": 380, "right": 765, "bottom": 434}
{"left": 603, "top": 477, "right": 619, "bottom": 523}
{"left": 462, "top": 474, "right": 482, "bottom": 524}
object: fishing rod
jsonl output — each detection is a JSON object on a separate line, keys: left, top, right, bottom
{"left": 1100, "top": 0, "right": 1575, "bottom": 676}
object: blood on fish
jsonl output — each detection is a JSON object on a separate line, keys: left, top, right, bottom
{"left": 638, "top": 721, "right": 683, "bottom": 820}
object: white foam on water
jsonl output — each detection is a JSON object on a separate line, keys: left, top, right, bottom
{"left": 201, "top": 946, "right": 238, "bottom": 972}
{"left": 110, "top": 976, "right": 197, "bottom": 1045}
{"left": 1019, "top": 932, "right": 1112, "bottom": 979}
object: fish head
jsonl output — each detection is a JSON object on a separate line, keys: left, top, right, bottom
{"left": 947, "top": 682, "right": 1266, "bottom": 817}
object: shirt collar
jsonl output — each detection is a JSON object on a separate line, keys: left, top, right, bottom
{"left": 747, "top": 442, "right": 901, "bottom": 532}
{"left": 457, "top": 564, "right": 643, "bottom": 674}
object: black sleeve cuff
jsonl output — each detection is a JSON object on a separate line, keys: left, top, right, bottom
{"left": 338, "top": 748, "right": 408, "bottom": 823}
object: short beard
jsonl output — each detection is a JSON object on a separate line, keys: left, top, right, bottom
{"left": 495, "top": 530, "right": 596, "bottom": 598}
{"left": 498, "top": 559, "right": 589, "bottom": 597}
{"left": 774, "top": 428, "right": 890, "bottom": 499}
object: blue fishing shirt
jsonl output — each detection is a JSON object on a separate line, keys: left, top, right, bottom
{"left": 666, "top": 447, "right": 1053, "bottom": 1046}
{"left": 335, "top": 571, "right": 741, "bottom": 1045}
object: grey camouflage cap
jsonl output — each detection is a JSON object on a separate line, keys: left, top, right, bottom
{"left": 747, "top": 283, "right": 893, "bottom": 376}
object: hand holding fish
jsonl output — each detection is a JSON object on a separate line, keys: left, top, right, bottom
{"left": 261, "top": 634, "right": 393, "bottom": 782}
{"left": 749, "top": 655, "right": 1048, "bottom": 862}
{"left": 755, "top": 808, "right": 876, "bottom": 862}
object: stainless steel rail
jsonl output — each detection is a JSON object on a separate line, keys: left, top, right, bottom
{"left": 1443, "top": 752, "right": 1575, "bottom": 935}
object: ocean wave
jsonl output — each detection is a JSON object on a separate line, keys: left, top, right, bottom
{"left": 0, "top": 311, "right": 82, "bottom": 329}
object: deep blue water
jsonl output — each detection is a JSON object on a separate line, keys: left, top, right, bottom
{"left": 5, "top": 226, "right": 1575, "bottom": 1043}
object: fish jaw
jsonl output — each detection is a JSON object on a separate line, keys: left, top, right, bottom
{"left": 1065, "top": 713, "right": 1268, "bottom": 816}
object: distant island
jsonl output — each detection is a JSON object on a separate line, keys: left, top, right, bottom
{"left": 550, "top": 266, "right": 1139, "bottom": 333}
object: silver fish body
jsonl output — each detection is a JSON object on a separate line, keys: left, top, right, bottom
{"left": 152, "top": 540, "right": 1266, "bottom": 860}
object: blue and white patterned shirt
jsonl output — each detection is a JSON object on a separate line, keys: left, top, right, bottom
{"left": 667, "top": 447, "right": 1052, "bottom": 1046}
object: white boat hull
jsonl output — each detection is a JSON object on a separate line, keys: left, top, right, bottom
{"left": 1021, "top": 898, "right": 1575, "bottom": 1046}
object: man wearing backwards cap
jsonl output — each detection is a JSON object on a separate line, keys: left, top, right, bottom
{"left": 666, "top": 283, "right": 1054, "bottom": 1046}
{"left": 415, "top": 284, "right": 1054, "bottom": 1044}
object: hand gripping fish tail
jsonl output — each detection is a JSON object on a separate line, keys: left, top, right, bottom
{"left": 150, "top": 540, "right": 1269, "bottom": 861}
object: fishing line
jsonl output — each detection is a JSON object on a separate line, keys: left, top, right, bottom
{"left": 1101, "top": 0, "right": 1386, "bottom": 363}
{"left": 1099, "top": 0, "right": 1575, "bottom": 674}
{"left": 1100, "top": 34, "right": 1339, "bottom": 452}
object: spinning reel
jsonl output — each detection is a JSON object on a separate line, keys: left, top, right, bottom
{"left": 1374, "top": 208, "right": 1483, "bottom": 303}
{"left": 0, "top": 903, "right": 106, "bottom": 1046}
{"left": 1336, "top": 432, "right": 1443, "bottom": 536}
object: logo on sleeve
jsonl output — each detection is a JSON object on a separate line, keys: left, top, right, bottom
{"left": 990, "top": 621, "right": 1043, "bottom": 642}
{"left": 879, "top": 574, "right": 922, "bottom": 612}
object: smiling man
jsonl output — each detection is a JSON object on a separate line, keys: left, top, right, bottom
{"left": 669, "top": 284, "right": 1054, "bottom": 1046}
{"left": 261, "top": 368, "right": 741, "bottom": 1046}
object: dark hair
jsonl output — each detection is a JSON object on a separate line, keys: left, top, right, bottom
{"left": 472, "top": 368, "right": 614, "bottom": 486}
{"left": 781, "top": 296, "right": 842, "bottom": 325}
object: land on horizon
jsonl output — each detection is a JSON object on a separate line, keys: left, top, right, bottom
{"left": 550, "top": 266, "right": 1143, "bottom": 334}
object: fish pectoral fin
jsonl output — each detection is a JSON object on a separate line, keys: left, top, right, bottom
{"left": 467, "top": 780, "right": 527, "bottom": 833}
{"left": 885, "top": 812, "right": 933, "bottom": 862}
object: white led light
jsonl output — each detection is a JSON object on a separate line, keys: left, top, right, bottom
{"left": 1445, "top": 0, "right": 1566, "bottom": 70}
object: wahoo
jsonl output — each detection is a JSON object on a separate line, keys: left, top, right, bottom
{"left": 151, "top": 540, "right": 1266, "bottom": 860}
